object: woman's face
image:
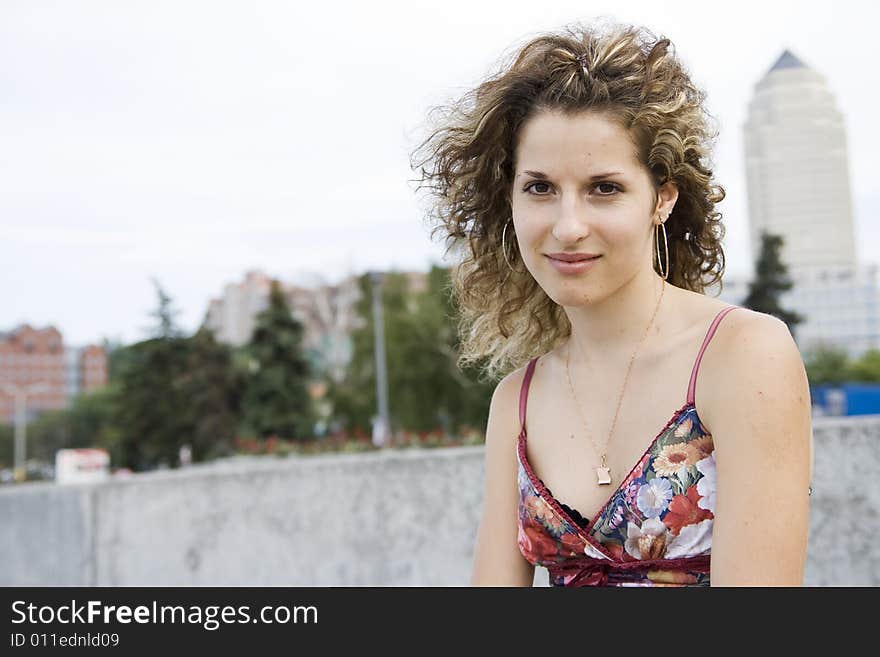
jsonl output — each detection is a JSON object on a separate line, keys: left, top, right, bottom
{"left": 509, "top": 109, "right": 675, "bottom": 306}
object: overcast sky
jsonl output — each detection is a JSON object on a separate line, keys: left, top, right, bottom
{"left": 2, "top": 0, "right": 877, "bottom": 346}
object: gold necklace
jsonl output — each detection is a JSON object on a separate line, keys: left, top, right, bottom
{"left": 565, "top": 278, "right": 666, "bottom": 486}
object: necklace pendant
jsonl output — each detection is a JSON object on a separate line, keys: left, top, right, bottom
{"left": 596, "top": 466, "right": 612, "bottom": 485}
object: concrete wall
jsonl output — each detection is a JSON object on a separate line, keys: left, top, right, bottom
{"left": 803, "top": 415, "right": 880, "bottom": 585}
{"left": 1, "top": 415, "right": 877, "bottom": 586}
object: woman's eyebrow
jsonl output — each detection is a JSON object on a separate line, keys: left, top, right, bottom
{"left": 520, "top": 169, "right": 625, "bottom": 180}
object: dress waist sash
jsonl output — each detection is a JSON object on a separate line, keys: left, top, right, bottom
{"left": 546, "top": 553, "right": 712, "bottom": 587}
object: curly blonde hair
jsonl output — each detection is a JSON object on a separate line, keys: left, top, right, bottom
{"left": 410, "top": 20, "right": 727, "bottom": 382}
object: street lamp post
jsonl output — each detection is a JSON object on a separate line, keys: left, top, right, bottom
{"left": 368, "top": 271, "right": 391, "bottom": 447}
{"left": 0, "top": 381, "right": 49, "bottom": 482}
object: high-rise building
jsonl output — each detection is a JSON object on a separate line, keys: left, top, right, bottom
{"left": 743, "top": 50, "right": 857, "bottom": 272}
{"left": 738, "top": 50, "right": 879, "bottom": 356}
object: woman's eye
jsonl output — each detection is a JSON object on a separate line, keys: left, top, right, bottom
{"left": 524, "top": 181, "right": 551, "bottom": 195}
{"left": 595, "top": 182, "right": 620, "bottom": 195}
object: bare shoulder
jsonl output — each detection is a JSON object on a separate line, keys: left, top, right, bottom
{"left": 715, "top": 305, "right": 793, "bottom": 342}
{"left": 696, "top": 306, "right": 804, "bottom": 428}
{"left": 694, "top": 307, "right": 813, "bottom": 584}
{"left": 696, "top": 305, "right": 814, "bottom": 484}
{"left": 485, "top": 356, "right": 539, "bottom": 445}
{"left": 494, "top": 360, "right": 530, "bottom": 401}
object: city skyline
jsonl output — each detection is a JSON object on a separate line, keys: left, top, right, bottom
{"left": 3, "top": 1, "right": 877, "bottom": 345}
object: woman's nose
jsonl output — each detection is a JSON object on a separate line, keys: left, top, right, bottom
{"left": 551, "top": 198, "right": 592, "bottom": 244}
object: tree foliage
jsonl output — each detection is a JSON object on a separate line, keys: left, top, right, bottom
{"left": 325, "top": 266, "right": 494, "bottom": 440}
{"left": 803, "top": 343, "right": 851, "bottom": 385}
{"left": 241, "top": 280, "right": 315, "bottom": 440}
{"left": 111, "top": 283, "right": 242, "bottom": 469}
{"left": 22, "top": 385, "right": 122, "bottom": 466}
{"left": 849, "top": 349, "right": 880, "bottom": 382}
{"left": 742, "top": 230, "right": 804, "bottom": 335}
{"left": 113, "top": 335, "right": 191, "bottom": 469}
{"left": 804, "top": 343, "right": 880, "bottom": 385}
{"left": 179, "top": 327, "right": 242, "bottom": 461}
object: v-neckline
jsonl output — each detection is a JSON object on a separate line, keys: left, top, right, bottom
{"left": 517, "top": 400, "right": 696, "bottom": 558}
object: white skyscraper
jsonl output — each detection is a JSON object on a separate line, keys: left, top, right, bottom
{"left": 743, "top": 50, "right": 857, "bottom": 272}
{"left": 738, "top": 50, "right": 879, "bottom": 357}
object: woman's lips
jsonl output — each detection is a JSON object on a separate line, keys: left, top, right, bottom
{"left": 545, "top": 254, "right": 601, "bottom": 274}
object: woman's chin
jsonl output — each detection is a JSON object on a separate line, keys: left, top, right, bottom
{"left": 545, "top": 285, "right": 602, "bottom": 307}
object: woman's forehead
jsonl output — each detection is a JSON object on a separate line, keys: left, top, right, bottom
{"left": 513, "top": 110, "right": 640, "bottom": 174}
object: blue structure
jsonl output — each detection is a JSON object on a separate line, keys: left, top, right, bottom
{"left": 810, "top": 383, "right": 880, "bottom": 416}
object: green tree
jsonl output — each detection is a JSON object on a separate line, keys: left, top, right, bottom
{"left": 405, "top": 265, "right": 494, "bottom": 434}
{"left": 242, "top": 280, "right": 315, "bottom": 440}
{"left": 113, "top": 281, "right": 191, "bottom": 469}
{"left": 23, "top": 386, "right": 123, "bottom": 467}
{"left": 325, "top": 267, "right": 494, "bottom": 441}
{"left": 17, "top": 408, "right": 70, "bottom": 464}
{"left": 849, "top": 348, "right": 880, "bottom": 382}
{"left": 742, "top": 231, "right": 804, "bottom": 335}
{"left": 178, "top": 327, "right": 243, "bottom": 460}
{"left": 104, "top": 336, "right": 136, "bottom": 382}
{"left": 0, "top": 423, "right": 12, "bottom": 469}
{"left": 148, "top": 276, "right": 183, "bottom": 339}
{"left": 324, "top": 271, "right": 410, "bottom": 439}
{"left": 67, "top": 386, "right": 122, "bottom": 450}
{"left": 114, "top": 338, "right": 190, "bottom": 469}
{"left": 803, "top": 343, "right": 853, "bottom": 385}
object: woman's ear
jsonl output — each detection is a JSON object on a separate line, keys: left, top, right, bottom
{"left": 656, "top": 181, "right": 679, "bottom": 220}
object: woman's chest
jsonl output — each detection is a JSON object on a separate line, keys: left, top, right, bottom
{"left": 518, "top": 403, "right": 717, "bottom": 564}
{"left": 522, "top": 352, "right": 700, "bottom": 522}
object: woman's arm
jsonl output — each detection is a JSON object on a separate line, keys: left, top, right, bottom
{"left": 701, "top": 311, "right": 814, "bottom": 586}
{"left": 470, "top": 367, "right": 536, "bottom": 586}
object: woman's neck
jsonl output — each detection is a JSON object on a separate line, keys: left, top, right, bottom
{"left": 563, "top": 269, "right": 671, "bottom": 367}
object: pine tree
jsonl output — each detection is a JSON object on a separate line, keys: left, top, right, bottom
{"left": 148, "top": 276, "right": 183, "bottom": 339}
{"left": 242, "top": 280, "right": 315, "bottom": 440}
{"left": 742, "top": 231, "right": 804, "bottom": 335}
{"left": 178, "top": 327, "right": 243, "bottom": 461}
{"left": 114, "top": 281, "right": 190, "bottom": 470}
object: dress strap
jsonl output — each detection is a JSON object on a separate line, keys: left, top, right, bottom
{"left": 687, "top": 306, "right": 741, "bottom": 406}
{"left": 519, "top": 356, "right": 540, "bottom": 436}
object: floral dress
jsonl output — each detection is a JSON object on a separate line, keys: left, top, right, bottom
{"left": 515, "top": 305, "right": 741, "bottom": 586}
{"left": 518, "top": 402, "right": 715, "bottom": 586}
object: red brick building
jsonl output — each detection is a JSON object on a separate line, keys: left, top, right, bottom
{"left": 78, "top": 344, "right": 108, "bottom": 394}
{"left": 0, "top": 325, "right": 108, "bottom": 424}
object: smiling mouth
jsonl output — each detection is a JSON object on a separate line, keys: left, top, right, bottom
{"left": 546, "top": 255, "right": 601, "bottom": 262}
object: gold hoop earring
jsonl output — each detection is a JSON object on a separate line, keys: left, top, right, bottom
{"left": 655, "top": 218, "right": 670, "bottom": 281}
{"left": 502, "top": 219, "right": 525, "bottom": 274}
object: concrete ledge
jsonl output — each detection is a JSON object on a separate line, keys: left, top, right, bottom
{"left": 0, "top": 416, "right": 877, "bottom": 586}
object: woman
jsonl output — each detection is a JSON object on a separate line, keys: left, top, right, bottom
{"left": 411, "top": 20, "right": 813, "bottom": 586}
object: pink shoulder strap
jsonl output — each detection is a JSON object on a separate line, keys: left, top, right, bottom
{"left": 687, "top": 306, "right": 741, "bottom": 406}
{"left": 518, "top": 356, "right": 540, "bottom": 436}
{"left": 519, "top": 307, "right": 740, "bottom": 433}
